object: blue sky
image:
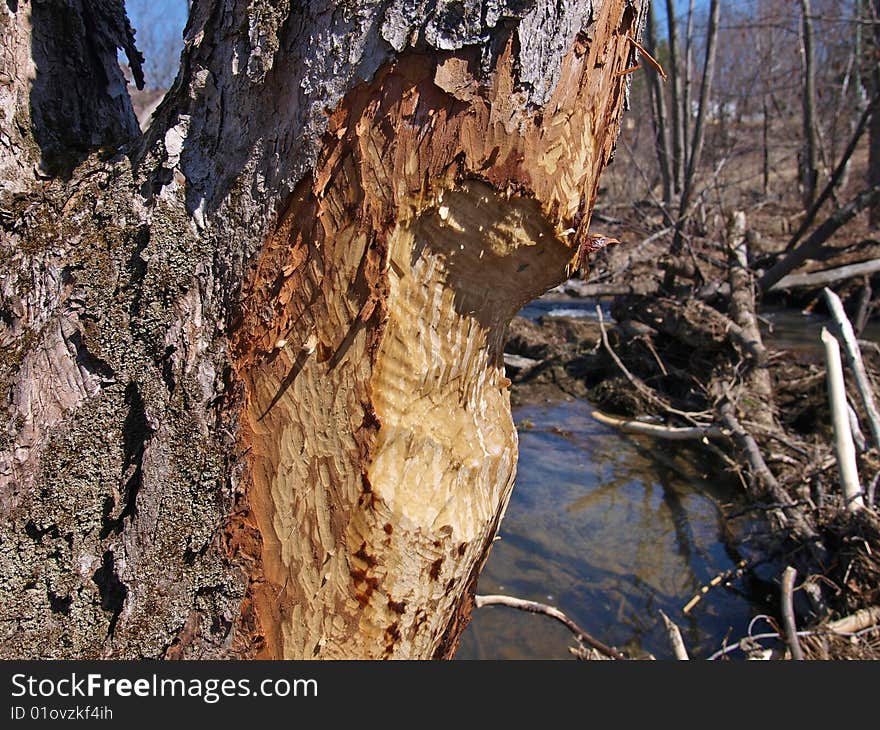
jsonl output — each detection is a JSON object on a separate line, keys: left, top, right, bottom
{"left": 123, "top": 0, "right": 706, "bottom": 88}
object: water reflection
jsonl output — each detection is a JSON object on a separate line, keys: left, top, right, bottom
{"left": 456, "top": 399, "right": 762, "bottom": 660}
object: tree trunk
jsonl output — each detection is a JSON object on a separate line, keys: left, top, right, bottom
{"left": 0, "top": 0, "right": 645, "bottom": 659}
{"left": 665, "top": 0, "right": 684, "bottom": 194}
{"left": 798, "top": 0, "right": 818, "bottom": 211}
{"left": 869, "top": 0, "right": 880, "bottom": 225}
{"left": 645, "top": 4, "right": 673, "bottom": 209}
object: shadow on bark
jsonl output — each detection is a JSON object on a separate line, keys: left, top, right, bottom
{"left": 26, "top": 0, "right": 143, "bottom": 178}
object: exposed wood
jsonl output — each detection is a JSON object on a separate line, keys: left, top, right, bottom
{"left": 591, "top": 410, "right": 723, "bottom": 439}
{"left": 682, "top": 559, "right": 749, "bottom": 615}
{"left": 769, "top": 259, "right": 880, "bottom": 291}
{"left": 781, "top": 566, "right": 804, "bottom": 660}
{"left": 475, "top": 594, "right": 626, "bottom": 660}
{"left": 659, "top": 609, "right": 689, "bottom": 660}
{"left": 504, "top": 353, "right": 540, "bottom": 374}
{"left": 822, "top": 287, "right": 880, "bottom": 450}
{"left": 820, "top": 327, "right": 865, "bottom": 512}
{"left": 827, "top": 605, "right": 880, "bottom": 634}
{"left": 0, "top": 0, "right": 648, "bottom": 659}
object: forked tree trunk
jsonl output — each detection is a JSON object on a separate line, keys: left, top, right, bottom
{"left": 0, "top": 0, "right": 645, "bottom": 659}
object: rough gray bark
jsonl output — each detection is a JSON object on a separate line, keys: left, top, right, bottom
{"left": 0, "top": 0, "right": 646, "bottom": 659}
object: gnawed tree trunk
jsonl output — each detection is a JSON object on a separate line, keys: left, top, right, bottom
{"left": 0, "top": 0, "right": 645, "bottom": 659}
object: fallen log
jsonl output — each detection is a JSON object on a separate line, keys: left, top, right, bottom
{"left": 822, "top": 287, "right": 880, "bottom": 450}
{"left": 727, "top": 211, "right": 773, "bottom": 427}
{"left": 820, "top": 327, "right": 865, "bottom": 511}
{"left": 759, "top": 186, "right": 880, "bottom": 292}
{"left": 768, "top": 258, "right": 880, "bottom": 292}
{"left": 591, "top": 410, "right": 723, "bottom": 440}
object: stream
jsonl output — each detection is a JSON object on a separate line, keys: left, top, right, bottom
{"left": 455, "top": 398, "right": 762, "bottom": 659}
{"left": 456, "top": 295, "right": 876, "bottom": 660}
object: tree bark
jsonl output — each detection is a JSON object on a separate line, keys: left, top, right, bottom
{"left": 664, "top": 0, "right": 684, "bottom": 194}
{"left": 798, "top": 0, "right": 818, "bottom": 211}
{"left": 645, "top": 4, "right": 673, "bottom": 209}
{"left": 0, "top": 1, "right": 646, "bottom": 659}
{"left": 869, "top": 0, "right": 880, "bottom": 225}
{"left": 726, "top": 212, "right": 774, "bottom": 429}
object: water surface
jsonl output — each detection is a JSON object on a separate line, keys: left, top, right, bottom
{"left": 456, "top": 399, "right": 762, "bottom": 660}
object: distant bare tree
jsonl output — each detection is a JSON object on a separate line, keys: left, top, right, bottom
{"left": 798, "top": 0, "right": 819, "bottom": 210}
{"left": 127, "top": 0, "right": 188, "bottom": 90}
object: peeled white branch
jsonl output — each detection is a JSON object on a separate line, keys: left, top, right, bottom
{"left": 820, "top": 327, "right": 865, "bottom": 511}
{"left": 827, "top": 606, "right": 880, "bottom": 634}
{"left": 822, "top": 287, "right": 880, "bottom": 451}
{"left": 591, "top": 410, "right": 723, "bottom": 440}
{"left": 659, "top": 610, "right": 690, "bottom": 660}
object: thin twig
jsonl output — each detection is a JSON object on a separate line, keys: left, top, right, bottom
{"left": 475, "top": 594, "right": 626, "bottom": 660}
{"left": 596, "top": 306, "right": 706, "bottom": 422}
{"left": 625, "top": 33, "right": 668, "bottom": 80}
{"left": 683, "top": 559, "right": 749, "bottom": 614}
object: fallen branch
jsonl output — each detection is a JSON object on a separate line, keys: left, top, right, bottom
{"left": 718, "top": 401, "right": 820, "bottom": 542}
{"left": 561, "top": 280, "right": 659, "bottom": 298}
{"left": 727, "top": 211, "right": 774, "bottom": 429}
{"left": 659, "top": 610, "right": 689, "bottom": 660}
{"left": 823, "top": 287, "right": 880, "bottom": 450}
{"left": 848, "top": 402, "right": 868, "bottom": 453}
{"left": 769, "top": 258, "right": 880, "bottom": 292}
{"left": 820, "top": 327, "right": 865, "bottom": 511}
{"left": 727, "top": 211, "right": 768, "bottom": 365}
{"left": 759, "top": 185, "right": 880, "bottom": 292}
{"left": 707, "top": 626, "right": 880, "bottom": 660}
{"left": 474, "top": 594, "right": 626, "bottom": 660}
{"left": 596, "top": 306, "right": 706, "bottom": 422}
{"left": 781, "top": 566, "right": 804, "bottom": 660}
{"left": 827, "top": 605, "right": 880, "bottom": 633}
{"left": 591, "top": 410, "right": 723, "bottom": 440}
{"left": 683, "top": 559, "right": 749, "bottom": 614}
{"left": 784, "top": 97, "right": 879, "bottom": 253}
